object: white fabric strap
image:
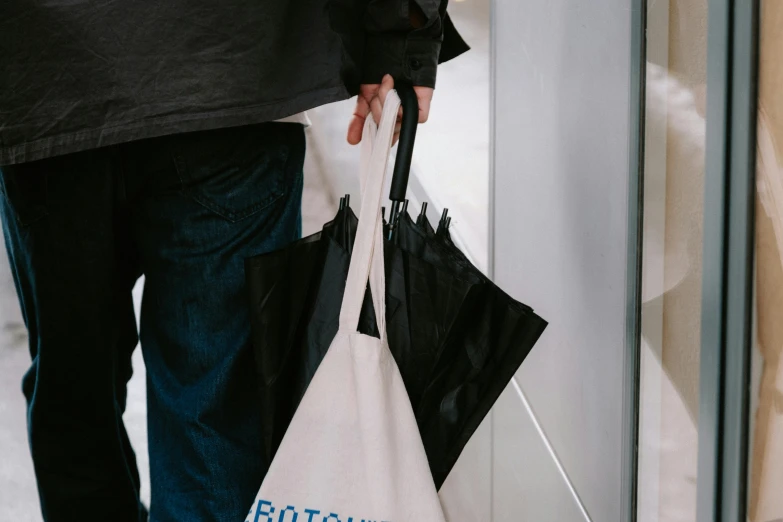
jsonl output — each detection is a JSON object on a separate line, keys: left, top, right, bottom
{"left": 339, "top": 91, "right": 401, "bottom": 336}
{"left": 358, "top": 115, "right": 387, "bottom": 338}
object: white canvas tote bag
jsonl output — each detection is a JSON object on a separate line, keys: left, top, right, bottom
{"left": 245, "top": 90, "right": 446, "bottom": 522}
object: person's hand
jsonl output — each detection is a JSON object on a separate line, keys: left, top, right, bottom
{"left": 347, "top": 74, "right": 434, "bottom": 145}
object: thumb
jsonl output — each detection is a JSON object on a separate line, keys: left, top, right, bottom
{"left": 414, "top": 86, "right": 434, "bottom": 123}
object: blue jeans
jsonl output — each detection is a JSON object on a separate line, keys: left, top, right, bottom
{"left": 0, "top": 123, "right": 305, "bottom": 522}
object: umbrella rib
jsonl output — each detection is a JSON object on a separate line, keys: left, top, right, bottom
{"left": 510, "top": 377, "right": 594, "bottom": 522}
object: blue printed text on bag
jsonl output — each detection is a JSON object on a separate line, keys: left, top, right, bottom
{"left": 246, "top": 499, "right": 391, "bottom": 522}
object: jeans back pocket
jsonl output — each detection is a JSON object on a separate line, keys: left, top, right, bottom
{"left": 173, "top": 123, "right": 305, "bottom": 223}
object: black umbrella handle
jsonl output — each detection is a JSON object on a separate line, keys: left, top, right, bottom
{"left": 390, "top": 83, "right": 419, "bottom": 202}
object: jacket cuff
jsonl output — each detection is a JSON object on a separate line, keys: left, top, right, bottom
{"left": 362, "top": 34, "right": 442, "bottom": 88}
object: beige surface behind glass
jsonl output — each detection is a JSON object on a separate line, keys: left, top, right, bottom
{"left": 750, "top": 2, "right": 783, "bottom": 520}
{"left": 660, "top": 0, "right": 707, "bottom": 432}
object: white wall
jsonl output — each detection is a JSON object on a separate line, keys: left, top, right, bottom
{"left": 491, "top": 0, "right": 632, "bottom": 520}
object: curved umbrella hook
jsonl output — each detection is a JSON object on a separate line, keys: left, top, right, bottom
{"left": 388, "top": 82, "right": 419, "bottom": 239}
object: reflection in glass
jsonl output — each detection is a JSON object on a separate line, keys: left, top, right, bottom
{"left": 749, "top": 2, "right": 783, "bottom": 521}
{"left": 637, "top": 0, "right": 708, "bottom": 520}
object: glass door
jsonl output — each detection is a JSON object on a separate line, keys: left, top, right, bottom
{"left": 634, "top": 0, "right": 783, "bottom": 520}
{"left": 488, "top": 0, "right": 773, "bottom": 519}
{"left": 636, "top": 0, "right": 709, "bottom": 520}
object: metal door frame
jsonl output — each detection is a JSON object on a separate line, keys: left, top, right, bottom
{"left": 696, "top": 0, "right": 759, "bottom": 520}
{"left": 625, "top": 0, "right": 760, "bottom": 520}
{"left": 622, "top": 0, "right": 647, "bottom": 520}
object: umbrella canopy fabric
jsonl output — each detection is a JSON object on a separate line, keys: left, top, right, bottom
{"left": 245, "top": 205, "right": 547, "bottom": 488}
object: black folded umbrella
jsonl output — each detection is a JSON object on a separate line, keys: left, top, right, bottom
{"left": 245, "top": 85, "right": 547, "bottom": 488}
{"left": 388, "top": 208, "right": 546, "bottom": 484}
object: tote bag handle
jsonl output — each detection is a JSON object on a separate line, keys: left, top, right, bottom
{"left": 338, "top": 91, "right": 402, "bottom": 338}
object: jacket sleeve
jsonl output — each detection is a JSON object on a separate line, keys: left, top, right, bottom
{"left": 362, "top": 0, "right": 469, "bottom": 88}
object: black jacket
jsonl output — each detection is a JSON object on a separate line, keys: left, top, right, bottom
{"left": 0, "top": 0, "right": 467, "bottom": 165}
